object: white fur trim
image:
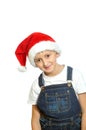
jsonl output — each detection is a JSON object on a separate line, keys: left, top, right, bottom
{"left": 28, "top": 41, "right": 61, "bottom": 66}
{"left": 17, "top": 66, "right": 27, "bottom": 72}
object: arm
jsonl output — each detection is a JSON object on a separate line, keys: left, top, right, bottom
{"left": 31, "top": 105, "right": 41, "bottom": 130}
{"left": 78, "top": 93, "right": 86, "bottom": 130}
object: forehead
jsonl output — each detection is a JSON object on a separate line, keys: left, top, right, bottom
{"left": 35, "top": 50, "right": 55, "bottom": 57}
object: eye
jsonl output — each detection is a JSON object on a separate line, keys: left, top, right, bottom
{"left": 34, "top": 58, "right": 41, "bottom": 63}
{"left": 45, "top": 54, "right": 50, "bottom": 58}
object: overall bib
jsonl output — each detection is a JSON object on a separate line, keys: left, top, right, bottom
{"left": 37, "top": 66, "right": 81, "bottom": 130}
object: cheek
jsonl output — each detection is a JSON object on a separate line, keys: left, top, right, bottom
{"left": 51, "top": 56, "right": 57, "bottom": 62}
{"left": 35, "top": 63, "right": 43, "bottom": 68}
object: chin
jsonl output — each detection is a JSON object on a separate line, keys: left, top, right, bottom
{"left": 44, "top": 70, "right": 54, "bottom": 75}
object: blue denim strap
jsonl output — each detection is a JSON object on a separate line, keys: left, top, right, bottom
{"left": 67, "top": 66, "right": 73, "bottom": 81}
{"left": 38, "top": 73, "right": 44, "bottom": 87}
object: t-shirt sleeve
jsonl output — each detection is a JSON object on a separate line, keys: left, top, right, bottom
{"left": 73, "top": 69, "right": 86, "bottom": 94}
{"left": 27, "top": 79, "right": 41, "bottom": 105}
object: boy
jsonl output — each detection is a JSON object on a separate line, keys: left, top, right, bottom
{"left": 15, "top": 32, "right": 86, "bottom": 130}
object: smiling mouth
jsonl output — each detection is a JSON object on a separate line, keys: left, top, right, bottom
{"left": 44, "top": 65, "right": 52, "bottom": 70}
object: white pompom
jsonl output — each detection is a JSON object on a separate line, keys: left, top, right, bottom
{"left": 17, "top": 66, "right": 27, "bottom": 72}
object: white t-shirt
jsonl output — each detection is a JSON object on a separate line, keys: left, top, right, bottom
{"left": 28, "top": 65, "right": 86, "bottom": 105}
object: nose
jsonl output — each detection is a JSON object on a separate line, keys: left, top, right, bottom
{"left": 42, "top": 59, "right": 48, "bottom": 66}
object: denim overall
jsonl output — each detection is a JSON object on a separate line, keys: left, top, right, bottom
{"left": 37, "top": 66, "right": 81, "bottom": 130}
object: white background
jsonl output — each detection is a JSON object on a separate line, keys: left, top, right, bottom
{"left": 0, "top": 0, "right": 86, "bottom": 130}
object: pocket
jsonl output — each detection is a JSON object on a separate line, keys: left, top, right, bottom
{"left": 45, "top": 89, "right": 71, "bottom": 113}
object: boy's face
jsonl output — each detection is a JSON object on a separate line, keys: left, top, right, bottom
{"left": 34, "top": 50, "right": 59, "bottom": 76}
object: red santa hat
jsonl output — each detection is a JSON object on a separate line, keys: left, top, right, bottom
{"left": 15, "top": 32, "right": 61, "bottom": 71}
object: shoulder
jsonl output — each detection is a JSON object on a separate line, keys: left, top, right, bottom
{"left": 67, "top": 66, "right": 82, "bottom": 76}
{"left": 31, "top": 74, "right": 41, "bottom": 91}
{"left": 72, "top": 67, "right": 84, "bottom": 79}
{"left": 32, "top": 78, "right": 38, "bottom": 86}
{"left": 66, "top": 65, "right": 85, "bottom": 82}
